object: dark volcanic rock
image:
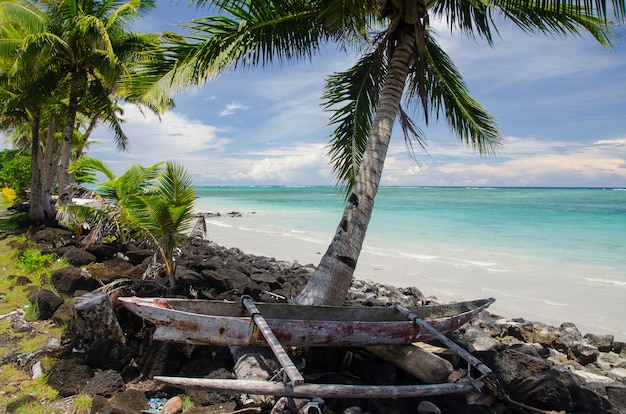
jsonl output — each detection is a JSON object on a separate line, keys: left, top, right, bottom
{"left": 99, "top": 389, "right": 149, "bottom": 414}
{"left": 28, "top": 288, "right": 63, "bottom": 320}
{"left": 47, "top": 359, "right": 93, "bottom": 397}
{"left": 86, "top": 338, "right": 135, "bottom": 371}
{"left": 81, "top": 369, "right": 125, "bottom": 397}
{"left": 509, "top": 374, "right": 574, "bottom": 412}
{"left": 62, "top": 246, "right": 97, "bottom": 266}
{"left": 202, "top": 268, "right": 263, "bottom": 298}
{"left": 51, "top": 301, "right": 74, "bottom": 326}
{"left": 50, "top": 266, "right": 100, "bottom": 295}
{"left": 606, "top": 386, "right": 626, "bottom": 414}
{"left": 124, "top": 248, "right": 154, "bottom": 265}
{"left": 32, "top": 227, "right": 75, "bottom": 247}
{"left": 86, "top": 243, "right": 120, "bottom": 261}
{"left": 138, "top": 340, "right": 188, "bottom": 379}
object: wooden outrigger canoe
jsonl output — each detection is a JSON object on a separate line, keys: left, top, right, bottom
{"left": 118, "top": 296, "right": 495, "bottom": 347}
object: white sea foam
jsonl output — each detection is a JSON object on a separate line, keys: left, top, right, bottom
{"left": 583, "top": 277, "right": 626, "bottom": 286}
{"left": 208, "top": 221, "right": 232, "bottom": 228}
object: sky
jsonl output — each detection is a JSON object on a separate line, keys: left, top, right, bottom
{"left": 11, "top": 1, "right": 626, "bottom": 187}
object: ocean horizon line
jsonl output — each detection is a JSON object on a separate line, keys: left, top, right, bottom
{"left": 194, "top": 185, "right": 625, "bottom": 190}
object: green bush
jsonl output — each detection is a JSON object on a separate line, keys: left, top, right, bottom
{"left": 0, "top": 150, "right": 31, "bottom": 198}
{"left": 17, "top": 249, "right": 55, "bottom": 273}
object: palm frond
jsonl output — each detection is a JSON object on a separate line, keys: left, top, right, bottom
{"left": 491, "top": 0, "right": 620, "bottom": 46}
{"left": 406, "top": 36, "right": 502, "bottom": 156}
{"left": 397, "top": 104, "right": 428, "bottom": 162}
{"left": 68, "top": 156, "right": 117, "bottom": 180}
{"left": 323, "top": 44, "right": 387, "bottom": 192}
{"left": 493, "top": 0, "right": 625, "bottom": 21}
{"left": 171, "top": 0, "right": 329, "bottom": 86}
{"left": 430, "top": 0, "right": 496, "bottom": 44}
{"left": 158, "top": 161, "right": 196, "bottom": 208}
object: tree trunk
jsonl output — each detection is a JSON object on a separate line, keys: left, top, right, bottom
{"left": 58, "top": 73, "right": 80, "bottom": 205}
{"left": 71, "top": 291, "right": 125, "bottom": 350}
{"left": 41, "top": 116, "right": 58, "bottom": 217}
{"left": 29, "top": 110, "right": 45, "bottom": 223}
{"left": 295, "top": 25, "right": 416, "bottom": 306}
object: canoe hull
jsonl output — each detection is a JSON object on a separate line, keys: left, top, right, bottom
{"left": 118, "top": 296, "right": 494, "bottom": 347}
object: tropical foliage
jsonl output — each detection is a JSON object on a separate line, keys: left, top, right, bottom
{"left": 0, "top": 149, "right": 30, "bottom": 197}
{"left": 166, "top": 0, "right": 625, "bottom": 305}
{"left": 62, "top": 158, "right": 196, "bottom": 287}
{"left": 123, "top": 161, "right": 196, "bottom": 287}
{"left": 0, "top": 0, "right": 174, "bottom": 222}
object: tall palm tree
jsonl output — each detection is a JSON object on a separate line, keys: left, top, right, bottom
{"left": 1, "top": 0, "right": 174, "bottom": 218}
{"left": 0, "top": 0, "right": 164, "bottom": 204}
{"left": 170, "top": 0, "right": 624, "bottom": 306}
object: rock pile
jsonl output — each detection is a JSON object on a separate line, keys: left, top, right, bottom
{"left": 4, "top": 225, "right": 626, "bottom": 413}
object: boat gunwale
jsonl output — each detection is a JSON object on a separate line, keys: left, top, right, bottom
{"left": 118, "top": 296, "right": 495, "bottom": 324}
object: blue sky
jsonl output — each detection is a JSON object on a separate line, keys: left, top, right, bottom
{"left": 41, "top": 2, "right": 626, "bottom": 187}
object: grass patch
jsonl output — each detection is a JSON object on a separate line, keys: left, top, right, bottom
{"left": 0, "top": 237, "right": 68, "bottom": 315}
{"left": 0, "top": 232, "right": 69, "bottom": 412}
{"left": 17, "top": 249, "right": 56, "bottom": 273}
{"left": 71, "top": 394, "right": 92, "bottom": 414}
{"left": 0, "top": 211, "right": 28, "bottom": 238}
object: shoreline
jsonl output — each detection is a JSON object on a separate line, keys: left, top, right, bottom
{"left": 196, "top": 211, "right": 626, "bottom": 341}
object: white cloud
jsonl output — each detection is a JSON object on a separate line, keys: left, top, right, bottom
{"left": 219, "top": 102, "right": 247, "bottom": 117}
{"left": 229, "top": 143, "right": 332, "bottom": 184}
{"left": 377, "top": 135, "right": 626, "bottom": 187}
{"left": 89, "top": 104, "right": 228, "bottom": 173}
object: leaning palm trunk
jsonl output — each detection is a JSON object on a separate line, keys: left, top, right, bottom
{"left": 295, "top": 25, "right": 416, "bottom": 306}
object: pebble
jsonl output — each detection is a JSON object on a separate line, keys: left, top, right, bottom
{"left": 417, "top": 400, "right": 441, "bottom": 414}
{"left": 161, "top": 395, "right": 183, "bottom": 414}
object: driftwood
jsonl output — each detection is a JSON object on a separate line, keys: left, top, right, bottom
{"left": 154, "top": 376, "right": 479, "bottom": 398}
{"left": 72, "top": 291, "right": 125, "bottom": 349}
{"left": 365, "top": 344, "right": 453, "bottom": 384}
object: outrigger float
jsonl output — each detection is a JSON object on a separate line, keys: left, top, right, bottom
{"left": 119, "top": 295, "right": 495, "bottom": 398}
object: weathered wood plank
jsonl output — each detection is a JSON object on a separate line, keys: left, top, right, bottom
{"left": 153, "top": 377, "right": 480, "bottom": 398}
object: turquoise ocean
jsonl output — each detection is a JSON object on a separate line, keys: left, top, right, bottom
{"left": 194, "top": 187, "right": 626, "bottom": 339}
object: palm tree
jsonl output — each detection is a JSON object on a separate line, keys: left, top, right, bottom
{"left": 66, "top": 158, "right": 195, "bottom": 288}
{"left": 0, "top": 0, "right": 166, "bottom": 205}
{"left": 170, "top": 0, "right": 624, "bottom": 306}
{"left": 66, "top": 157, "right": 164, "bottom": 244}
{"left": 1, "top": 0, "right": 174, "bottom": 218}
{"left": 123, "top": 162, "right": 196, "bottom": 288}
